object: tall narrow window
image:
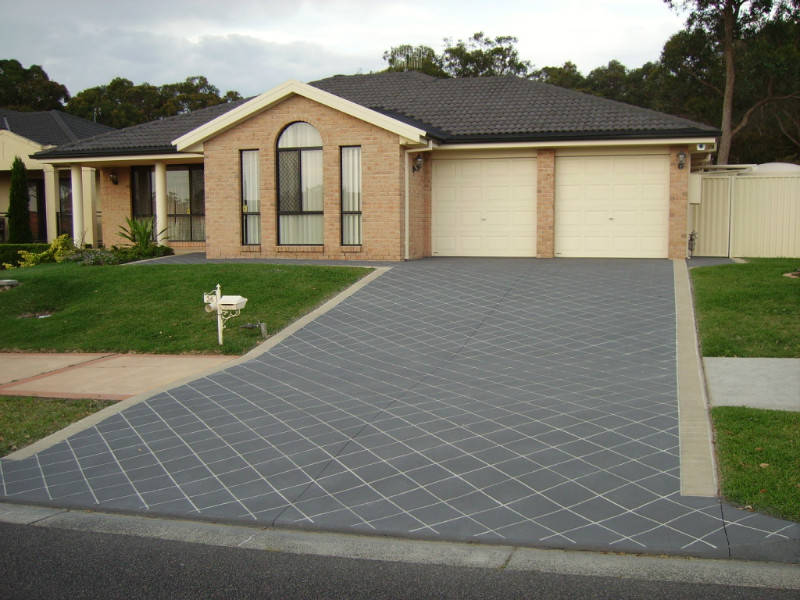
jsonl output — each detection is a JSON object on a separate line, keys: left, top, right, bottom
{"left": 241, "top": 150, "right": 260, "bottom": 245}
{"left": 277, "top": 122, "right": 323, "bottom": 245}
{"left": 341, "top": 146, "right": 362, "bottom": 245}
{"left": 167, "top": 165, "right": 205, "bottom": 241}
{"left": 131, "top": 166, "right": 154, "bottom": 219}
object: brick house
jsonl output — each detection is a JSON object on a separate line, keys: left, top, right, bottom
{"left": 0, "top": 109, "right": 113, "bottom": 244}
{"left": 33, "top": 72, "right": 719, "bottom": 260}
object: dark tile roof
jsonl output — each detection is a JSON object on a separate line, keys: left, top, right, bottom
{"left": 31, "top": 73, "right": 719, "bottom": 159}
{"left": 310, "top": 72, "right": 720, "bottom": 142}
{"left": 33, "top": 99, "right": 250, "bottom": 159}
{"left": 0, "top": 108, "right": 114, "bottom": 146}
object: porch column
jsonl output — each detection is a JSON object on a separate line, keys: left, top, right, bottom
{"left": 81, "top": 167, "right": 96, "bottom": 247}
{"left": 154, "top": 161, "right": 167, "bottom": 245}
{"left": 43, "top": 164, "right": 58, "bottom": 242}
{"left": 70, "top": 164, "right": 85, "bottom": 246}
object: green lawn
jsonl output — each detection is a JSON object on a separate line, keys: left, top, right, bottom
{"left": 712, "top": 406, "right": 800, "bottom": 522}
{"left": 0, "top": 396, "right": 114, "bottom": 457}
{"left": 691, "top": 258, "right": 800, "bottom": 357}
{"left": 0, "top": 262, "right": 369, "bottom": 354}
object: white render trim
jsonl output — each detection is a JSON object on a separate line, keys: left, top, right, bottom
{"left": 432, "top": 138, "right": 717, "bottom": 151}
{"left": 172, "top": 80, "right": 427, "bottom": 151}
{"left": 39, "top": 153, "right": 205, "bottom": 165}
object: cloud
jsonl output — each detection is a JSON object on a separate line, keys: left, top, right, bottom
{"left": 0, "top": 0, "right": 685, "bottom": 97}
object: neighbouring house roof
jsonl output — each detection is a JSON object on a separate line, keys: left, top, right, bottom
{"left": 33, "top": 72, "right": 719, "bottom": 160}
{"left": 0, "top": 108, "right": 114, "bottom": 146}
{"left": 309, "top": 72, "right": 720, "bottom": 142}
{"left": 33, "top": 99, "right": 250, "bottom": 159}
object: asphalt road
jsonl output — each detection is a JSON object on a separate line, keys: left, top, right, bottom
{"left": 0, "top": 522, "right": 796, "bottom": 600}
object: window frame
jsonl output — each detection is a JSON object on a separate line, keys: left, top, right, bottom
{"left": 166, "top": 164, "right": 205, "bottom": 242}
{"left": 240, "top": 149, "right": 261, "bottom": 246}
{"left": 276, "top": 122, "right": 324, "bottom": 246}
{"left": 340, "top": 145, "right": 362, "bottom": 246}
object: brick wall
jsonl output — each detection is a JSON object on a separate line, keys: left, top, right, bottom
{"left": 204, "top": 95, "right": 407, "bottom": 261}
{"left": 536, "top": 149, "right": 555, "bottom": 258}
{"left": 668, "top": 145, "right": 690, "bottom": 259}
{"left": 98, "top": 167, "right": 132, "bottom": 247}
{"left": 407, "top": 151, "right": 431, "bottom": 259}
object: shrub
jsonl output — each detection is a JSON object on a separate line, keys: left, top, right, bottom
{"left": 13, "top": 234, "right": 77, "bottom": 268}
{"left": 0, "top": 243, "right": 49, "bottom": 269}
{"left": 118, "top": 217, "right": 166, "bottom": 250}
{"left": 7, "top": 157, "right": 33, "bottom": 243}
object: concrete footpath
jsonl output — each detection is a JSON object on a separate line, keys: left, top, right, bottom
{"left": 0, "top": 352, "right": 233, "bottom": 400}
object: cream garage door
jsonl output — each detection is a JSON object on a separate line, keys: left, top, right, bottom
{"left": 555, "top": 155, "right": 669, "bottom": 258}
{"left": 432, "top": 157, "right": 537, "bottom": 256}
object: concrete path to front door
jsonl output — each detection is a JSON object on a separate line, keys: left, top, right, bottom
{"left": 0, "top": 258, "right": 797, "bottom": 562}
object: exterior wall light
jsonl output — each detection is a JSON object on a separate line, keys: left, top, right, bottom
{"left": 412, "top": 154, "right": 424, "bottom": 172}
{"left": 108, "top": 171, "right": 119, "bottom": 185}
{"left": 677, "top": 151, "right": 687, "bottom": 170}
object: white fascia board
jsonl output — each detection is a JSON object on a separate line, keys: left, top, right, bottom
{"left": 39, "top": 153, "right": 204, "bottom": 165}
{"left": 173, "top": 80, "right": 427, "bottom": 151}
{"left": 433, "top": 137, "right": 718, "bottom": 151}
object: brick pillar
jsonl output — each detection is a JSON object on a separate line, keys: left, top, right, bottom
{"left": 668, "top": 146, "right": 690, "bottom": 259}
{"left": 536, "top": 149, "right": 555, "bottom": 258}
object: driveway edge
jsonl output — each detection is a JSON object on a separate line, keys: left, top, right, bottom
{"left": 673, "top": 259, "right": 718, "bottom": 497}
{"left": 4, "top": 266, "right": 390, "bottom": 461}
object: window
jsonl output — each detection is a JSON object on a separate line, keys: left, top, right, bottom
{"left": 277, "top": 122, "right": 323, "bottom": 245}
{"left": 341, "top": 146, "right": 362, "bottom": 245}
{"left": 57, "top": 171, "right": 72, "bottom": 235}
{"left": 131, "top": 165, "right": 206, "bottom": 241}
{"left": 167, "top": 166, "right": 205, "bottom": 241}
{"left": 131, "top": 166, "right": 154, "bottom": 219}
{"left": 241, "top": 150, "right": 260, "bottom": 245}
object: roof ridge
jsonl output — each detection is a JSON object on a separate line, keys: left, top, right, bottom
{"left": 49, "top": 110, "right": 79, "bottom": 143}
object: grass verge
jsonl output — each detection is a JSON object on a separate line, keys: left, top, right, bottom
{"left": 0, "top": 396, "right": 114, "bottom": 457}
{"left": 0, "top": 262, "right": 369, "bottom": 354}
{"left": 691, "top": 258, "right": 800, "bottom": 357}
{"left": 712, "top": 406, "right": 800, "bottom": 522}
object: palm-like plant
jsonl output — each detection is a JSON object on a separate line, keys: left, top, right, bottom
{"left": 118, "top": 217, "right": 165, "bottom": 249}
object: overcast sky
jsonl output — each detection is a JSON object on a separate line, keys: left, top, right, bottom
{"left": 1, "top": 0, "right": 688, "bottom": 97}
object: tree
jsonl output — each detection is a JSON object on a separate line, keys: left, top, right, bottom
{"left": 7, "top": 156, "right": 32, "bottom": 243}
{"left": 0, "top": 59, "right": 69, "bottom": 110}
{"left": 383, "top": 45, "right": 447, "bottom": 77}
{"left": 440, "top": 32, "right": 533, "bottom": 78}
{"left": 66, "top": 76, "right": 243, "bottom": 128}
{"left": 533, "top": 61, "right": 586, "bottom": 90}
{"left": 665, "top": 0, "right": 800, "bottom": 163}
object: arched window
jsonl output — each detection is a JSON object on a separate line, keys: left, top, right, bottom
{"left": 277, "top": 122, "right": 323, "bottom": 245}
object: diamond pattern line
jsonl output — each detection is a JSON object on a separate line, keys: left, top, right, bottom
{"left": 235, "top": 361, "right": 604, "bottom": 542}
{"left": 187, "top": 377, "right": 440, "bottom": 535}
{"left": 64, "top": 437, "right": 99, "bottom": 504}
{"left": 226, "top": 367, "right": 517, "bottom": 538}
{"left": 34, "top": 454, "right": 53, "bottom": 501}
{"left": 115, "top": 413, "right": 193, "bottom": 512}
{"left": 722, "top": 510, "right": 796, "bottom": 540}
{"left": 142, "top": 398, "right": 257, "bottom": 520}
{"left": 260, "top": 346, "right": 679, "bottom": 524}
{"left": 0, "top": 460, "right": 5, "bottom": 496}
{"left": 176, "top": 384, "right": 361, "bottom": 528}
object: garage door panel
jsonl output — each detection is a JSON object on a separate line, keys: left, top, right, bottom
{"left": 433, "top": 157, "right": 537, "bottom": 257}
{"left": 555, "top": 155, "right": 668, "bottom": 258}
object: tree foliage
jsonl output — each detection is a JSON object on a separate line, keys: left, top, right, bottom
{"left": 0, "top": 59, "right": 69, "bottom": 111}
{"left": 65, "top": 76, "right": 242, "bottom": 128}
{"left": 382, "top": 33, "right": 533, "bottom": 78}
{"left": 7, "top": 157, "right": 32, "bottom": 243}
{"left": 664, "top": 0, "right": 800, "bottom": 163}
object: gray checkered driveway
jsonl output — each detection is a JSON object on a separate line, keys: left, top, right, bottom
{"left": 2, "top": 258, "right": 798, "bottom": 560}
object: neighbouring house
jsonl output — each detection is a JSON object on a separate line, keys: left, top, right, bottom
{"left": 32, "top": 72, "right": 720, "bottom": 260}
{"left": 0, "top": 108, "right": 114, "bottom": 244}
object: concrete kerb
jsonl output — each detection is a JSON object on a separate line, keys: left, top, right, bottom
{"left": 4, "top": 266, "right": 391, "bottom": 461}
{"left": 673, "top": 259, "right": 719, "bottom": 497}
{"left": 0, "top": 502, "right": 798, "bottom": 589}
